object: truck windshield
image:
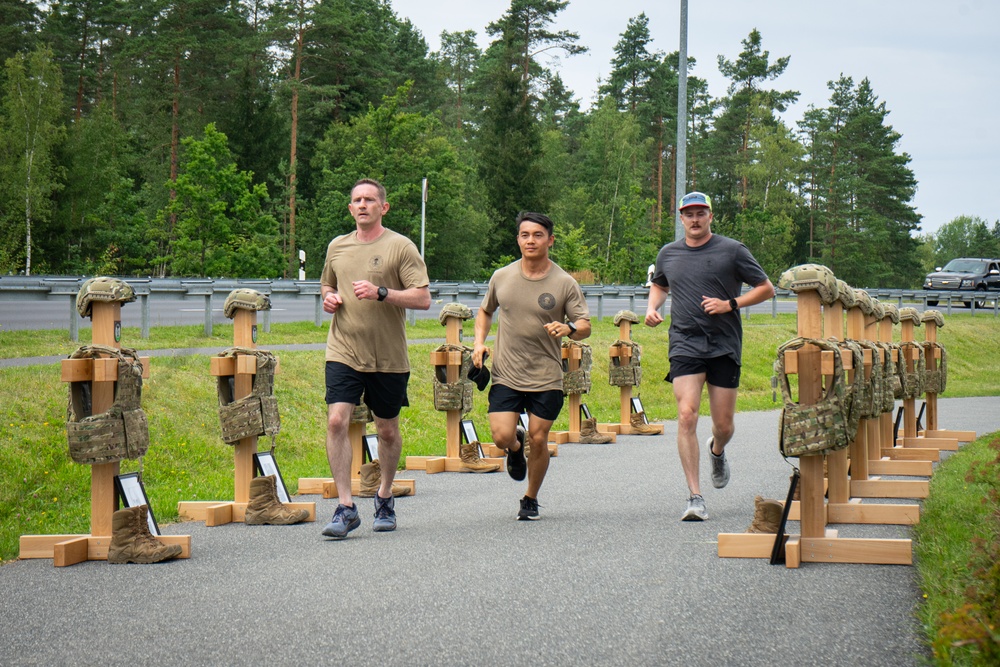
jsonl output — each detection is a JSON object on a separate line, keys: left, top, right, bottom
{"left": 942, "top": 259, "right": 987, "bottom": 273}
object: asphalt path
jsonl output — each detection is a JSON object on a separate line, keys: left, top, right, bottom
{"left": 2, "top": 397, "right": 997, "bottom": 666}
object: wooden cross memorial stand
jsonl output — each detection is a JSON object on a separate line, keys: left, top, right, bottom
{"left": 718, "top": 287, "right": 912, "bottom": 567}
{"left": 406, "top": 309, "right": 509, "bottom": 473}
{"left": 552, "top": 343, "right": 616, "bottom": 444}
{"left": 918, "top": 312, "right": 975, "bottom": 445}
{"left": 599, "top": 317, "right": 662, "bottom": 436}
{"left": 177, "top": 306, "right": 315, "bottom": 525}
{"left": 20, "top": 298, "right": 191, "bottom": 566}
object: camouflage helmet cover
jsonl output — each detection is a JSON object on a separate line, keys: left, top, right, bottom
{"left": 898, "top": 306, "right": 922, "bottom": 326}
{"left": 612, "top": 310, "right": 640, "bottom": 326}
{"left": 76, "top": 277, "right": 136, "bottom": 318}
{"left": 777, "top": 263, "right": 838, "bottom": 304}
{"left": 881, "top": 302, "right": 900, "bottom": 323}
{"left": 835, "top": 280, "right": 856, "bottom": 309}
{"left": 852, "top": 289, "right": 874, "bottom": 316}
{"left": 870, "top": 298, "right": 886, "bottom": 321}
{"left": 921, "top": 309, "right": 945, "bottom": 328}
{"left": 223, "top": 288, "right": 271, "bottom": 319}
{"left": 438, "top": 302, "right": 472, "bottom": 325}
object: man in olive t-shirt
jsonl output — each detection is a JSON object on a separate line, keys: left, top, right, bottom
{"left": 318, "top": 179, "right": 430, "bottom": 540}
{"left": 473, "top": 212, "right": 590, "bottom": 521}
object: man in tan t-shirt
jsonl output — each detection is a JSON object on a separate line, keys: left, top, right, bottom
{"left": 319, "top": 178, "right": 430, "bottom": 539}
{"left": 473, "top": 212, "right": 590, "bottom": 520}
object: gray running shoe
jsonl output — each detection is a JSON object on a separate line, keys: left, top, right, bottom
{"left": 708, "top": 437, "right": 730, "bottom": 489}
{"left": 681, "top": 494, "right": 708, "bottom": 521}
{"left": 517, "top": 495, "right": 540, "bottom": 520}
{"left": 322, "top": 503, "right": 360, "bottom": 539}
{"left": 373, "top": 494, "right": 396, "bottom": 532}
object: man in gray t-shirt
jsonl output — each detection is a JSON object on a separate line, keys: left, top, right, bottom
{"left": 645, "top": 192, "right": 775, "bottom": 522}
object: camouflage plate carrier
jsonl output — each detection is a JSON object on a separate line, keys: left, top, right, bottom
{"left": 216, "top": 347, "right": 280, "bottom": 446}
{"left": 561, "top": 340, "right": 593, "bottom": 395}
{"left": 608, "top": 340, "right": 642, "bottom": 387}
{"left": 66, "top": 345, "right": 149, "bottom": 465}
{"left": 853, "top": 339, "right": 885, "bottom": 419}
{"left": 432, "top": 344, "right": 474, "bottom": 414}
{"left": 831, "top": 338, "right": 864, "bottom": 440}
{"left": 897, "top": 341, "right": 926, "bottom": 400}
{"left": 775, "top": 337, "right": 850, "bottom": 458}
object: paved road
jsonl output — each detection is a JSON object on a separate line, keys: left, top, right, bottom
{"left": 2, "top": 397, "right": 996, "bottom": 666}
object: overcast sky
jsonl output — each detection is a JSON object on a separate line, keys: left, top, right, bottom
{"left": 390, "top": 0, "right": 999, "bottom": 236}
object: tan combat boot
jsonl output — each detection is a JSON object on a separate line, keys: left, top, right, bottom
{"left": 630, "top": 411, "right": 659, "bottom": 435}
{"left": 357, "top": 459, "right": 413, "bottom": 496}
{"left": 245, "top": 475, "right": 309, "bottom": 525}
{"left": 745, "top": 495, "right": 784, "bottom": 533}
{"left": 579, "top": 417, "right": 612, "bottom": 444}
{"left": 460, "top": 442, "right": 501, "bottom": 473}
{"left": 108, "top": 505, "right": 182, "bottom": 564}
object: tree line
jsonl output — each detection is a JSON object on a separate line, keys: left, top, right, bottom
{"left": 1, "top": 0, "right": 996, "bottom": 286}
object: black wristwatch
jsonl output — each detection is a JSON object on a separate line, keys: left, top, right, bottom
{"left": 377, "top": 286, "right": 388, "bottom": 301}
{"left": 566, "top": 321, "right": 577, "bottom": 336}
{"left": 728, "top": 298, "right": 739, "bottom": 312}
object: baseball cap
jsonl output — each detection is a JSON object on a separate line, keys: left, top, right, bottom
{"left": 679, "top": 191, "right": 712, "bottom": 211}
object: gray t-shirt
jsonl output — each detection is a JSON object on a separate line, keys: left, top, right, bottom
{"left": 651, "top": 234, "right": 768, "bottom": 364}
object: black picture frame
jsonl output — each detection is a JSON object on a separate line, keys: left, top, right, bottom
{"left": 580, "top": 403, "right": 592, "bottom": 420}
{"left": 253, "top": 451, "right": 290, "bottom": 504}
{"left": 114, "top": 473, "right": 160, "bottom": 536}
{"left": 363, "top": 434, "right": 380, "bottom": 462}
{"left": 460, "top": 419, "right": 479, "bottom": 444}
{"left": 630, "top": 397, "right": 647, "bottom": 423}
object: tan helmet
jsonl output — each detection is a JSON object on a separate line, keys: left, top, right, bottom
{"left": 898, "top": 306, "right": 922, "bottom": 326}
{"left": 921, "top": 309, "right": 944, "bottom": 328}
{"left": 852, "top": 289, "right": 874, "bottom": 316}
{"left": 835, "top": 280, "right": 856, "bottom": 309}
{"left": 438, "top": 302, "right": 472, "bottom": 325}
{"left": 223, "top": 288, "right": 271, "bottom": 319}
{"left": 613, "top": 310, "right": 640, "bottom": 326}
{"left": 870, "top": 298, "right": 885, "bottom": 321}
{"left": 777, "top": 264, "right": 838, "bottom": 304}
{"left": 76, "top": 277, "right": 136, "bottom": 318}
{"left": 881, "top": 303, "right": 900, "bottom": 324}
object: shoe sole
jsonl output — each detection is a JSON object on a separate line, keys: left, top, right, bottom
{"left": 517, "top": 513, "right": 540, "bottom": 521}
{"left": 373, "top": 522, "right": 396, "bottom": 532}
{"left": 321, "top": 517, "right": 360, "bottom": 539}
{"left": 681, "top": 511, "right": 707, "bottom": 521}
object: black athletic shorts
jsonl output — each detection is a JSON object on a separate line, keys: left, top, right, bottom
{"left": 666, "top": 355, "right": 741, "bottom": 389}
{"left": 487, "top": 384, "right": 564, "bottom": 422}
{"left": 325, "top": 361, "right": 409, "bottom": 419}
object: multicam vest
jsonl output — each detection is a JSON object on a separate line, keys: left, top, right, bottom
{"left": 884, "top": 342, "right": 904, "bottom": 402}
{"left": 561, "top": 340, "right": 593, "bottom": 396}
{"left": 898, "top": 341, "right": 926, "bottom": 400}
{"left": 775, "top": 337, "right": 850, "bottom": 458}
{"left": 432, "top": 344, "right": 474, "bottom": 414}
{"left": 921, "top": 341, "right": 947, "bottom": 395}
{"left": 609, "top": 340, "right": 642, "bottom": 387}
{"left": 852, "top": 340, "right": 885, "bottom": 419}
{"left": 216, "top": 347, "right": 280, "bottom": 445}
{"left": 831, "top": 338, "right": 864, "bottom": 440}
{"left": 66, "top": 345, "right": 149, "bottom": 465}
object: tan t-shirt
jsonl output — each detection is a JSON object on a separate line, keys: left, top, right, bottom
{"left": 320, "top": 229, "right": 429, "bottom": 372}
{"left": 481, "top": 260, "right": 589, "bottom": 392}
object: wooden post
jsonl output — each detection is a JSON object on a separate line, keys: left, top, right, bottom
{"left": 602, "top": 319, "right": 662, "bottom": 436}
{"left": 552, "top": 344, "right": 616, "bottom": 444}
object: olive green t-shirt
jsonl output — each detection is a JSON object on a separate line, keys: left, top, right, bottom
{"left": 481, "top": 260, "right": 589, "bottom": 392}
{"left": 320, "top": 229, "right": 429, "bottom": 372}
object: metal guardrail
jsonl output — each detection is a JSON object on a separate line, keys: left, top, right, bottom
{"left": 2, "top": 275, "right": 997, "bottom": 340}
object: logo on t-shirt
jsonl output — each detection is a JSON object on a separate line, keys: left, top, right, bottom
{"left": 368, "top": 255, "right": 384, "bottom": 272}
{"left": 538, "top": 293, "right": 556, "bottom": 310}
